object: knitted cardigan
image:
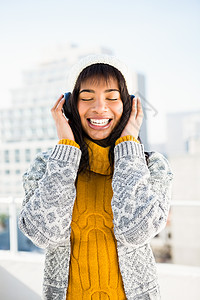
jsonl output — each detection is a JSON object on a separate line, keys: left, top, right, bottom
{"left": 18, "top": 139, "right": 173, "bottom": 300}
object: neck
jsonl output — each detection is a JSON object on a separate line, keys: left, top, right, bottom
{"left": 84, "top": 136, "right": 112, "bottom": 175}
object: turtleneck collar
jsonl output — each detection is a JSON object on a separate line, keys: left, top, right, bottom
{"left": 84, "top": 137, "right": 112, "bottom": 175}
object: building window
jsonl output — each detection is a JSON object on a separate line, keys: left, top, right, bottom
{"left": 25, "top": 149, "right": 31, "bottom": 162}
{"left": 32, "top": 128, "right": 36, "bottom": 135}
{"left": 15, "top": 149, "right": 20, "bottom": 163}
{"left": 5, "top": 170, "right": 10, "bottom": 175}
{"left": 185, "top": 139, "right": 189, "bottom": 153}
{"left": 16, "top": 170, "right": 21, "bottom": 174}
{"left": 4, "top": 150, "right": 9, "bottom": 163}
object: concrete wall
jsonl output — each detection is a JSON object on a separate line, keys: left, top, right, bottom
{"left": 169, "top": 153, "right": 200, "bottom": 201}
{"left": 0, "top": 252, "right": 44, "bottom": 299}
{"left": 170, "top": 204, "right": 200, "bottom": 266}
{"left": 158, "top": 263, "right": 200, "bottom": 300}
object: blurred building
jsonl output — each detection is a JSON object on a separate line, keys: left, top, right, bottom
{"left": 169, "top": 152, "right": 200, "bottom": 266}
{"left": 0, "top": 43, "right": 148, "bottom": 198}
{"left": 166, "top": 110, "right": 200, "bottom": 156}
{"left": 164, "top": 111, "right": 200, "bottom": 266}
{"left": 150, "top": 111, "right": 200, "bottom": 266}
{"left": 166, "top": 110, "right": 200, "bottom": 202}
{"left": 170, "top": 203, "right": 200, "bottom": 266}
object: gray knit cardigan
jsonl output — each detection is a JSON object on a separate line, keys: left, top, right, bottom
{"left": 18, "top": 140, "right": 174, "bottom": 300}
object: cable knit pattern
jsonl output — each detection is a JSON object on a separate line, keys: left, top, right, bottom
{"left": 66, "top": 142, "right": 126, "bottom": 299}
{"left": 18, "top": 140, "right": 173, "bottom": 300}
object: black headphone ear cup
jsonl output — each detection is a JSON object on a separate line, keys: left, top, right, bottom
{"left": 130, "top": 94, "right": 135, "bottom": 104}
{"left": 63, "top": 92, "right": 72, "bottom": 119}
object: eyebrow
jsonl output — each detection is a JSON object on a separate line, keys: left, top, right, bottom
{"left": 79, "top": 89, "right": 120, "bottom": 94}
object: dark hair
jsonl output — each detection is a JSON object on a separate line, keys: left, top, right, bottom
{"left": 68, "top": 63, "right": 147, "bottom": 174}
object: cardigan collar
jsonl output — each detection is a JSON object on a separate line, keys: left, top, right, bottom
{"left": 84, "top": 138, "right": 112, "bottom": 175}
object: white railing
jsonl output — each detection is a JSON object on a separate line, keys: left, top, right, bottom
{"left": 0, "top": 197, "right": 200, "bottom": 254}
{"left": 0, "top": 197, "right": 22, "bottom": 253}
{"left": 171, "top": 200, "right": 200, "bottom": 206}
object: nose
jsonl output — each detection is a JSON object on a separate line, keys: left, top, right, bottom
{"left": 92, "top": 98, "right": 108, "bottom": 114}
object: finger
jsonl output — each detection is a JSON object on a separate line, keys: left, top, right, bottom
{"left": 55, "top": 97, "right": 65, "bottom": 111}
{"left": 51, "top": 95, "right": 64, "bottom": 111}
{"left": 130, "top": 98, "right": 136, "bottom": 115}
{"left": 52, "top": 99, "right": 66, "bottom": 118}
{"left": 136, "top": 98, "right": 144, "bottom": 118}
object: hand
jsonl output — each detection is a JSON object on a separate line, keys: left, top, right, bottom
{"left": 120, "top": 97, "right": 144, "bottom": 139}
{"left": 51, "top": 95, "right": 75, "bottom": 141}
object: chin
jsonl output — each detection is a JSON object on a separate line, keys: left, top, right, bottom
{"left": 85, "top": 129, "right": 110, "bottom": 140}
{"left": 90, "top": 134, "right": 110, "bottom": 140}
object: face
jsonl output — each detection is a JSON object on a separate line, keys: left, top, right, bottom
{"left": 77, "top": 77, "right": 123, "bottom": 141}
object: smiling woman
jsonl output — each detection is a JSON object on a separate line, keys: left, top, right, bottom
{"left": 77, "top": 78, "right": 123, "bottom": 141}
{"left": 59, "top": 60, "right": 145, "bottom": 174}
{"left": 18, "top": 54, "right": 174, "bottom": 300}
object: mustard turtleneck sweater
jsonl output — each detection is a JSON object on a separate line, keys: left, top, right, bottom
{"left": 58, "top": 136, "right": 139, "bottom": 300}
{"left": 67, "top": 138, "right": 125, "bottom": 299}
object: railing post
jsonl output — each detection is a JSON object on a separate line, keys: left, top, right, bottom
{"left": 9, "top": 197, "right": 18, "bottom": 253}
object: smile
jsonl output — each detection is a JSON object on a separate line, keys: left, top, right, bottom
{"left": 87, "top": 118, "right": 112, "bottom": 129}
{"left": 89, "top": 118, "right": 111, "bottom": 125}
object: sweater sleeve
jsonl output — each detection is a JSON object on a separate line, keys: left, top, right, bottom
{"left": 18, "top": 144, "right": 81, "bottom": 250}
{"left": 58, "top": 139, "right": 80, "bottom": 148}
{"left": 111, "top": 140, "right": 173, "bottom": 248}
{"left": 115, "top": 135, "right": 140, "bottom": 145}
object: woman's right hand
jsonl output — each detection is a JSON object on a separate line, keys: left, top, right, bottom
{"left": 51, "top": 95, "right": 75, "bottom": 141}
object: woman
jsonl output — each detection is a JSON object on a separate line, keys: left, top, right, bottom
{"left": 18, "top": 54, "right": 174, "bottom": 300}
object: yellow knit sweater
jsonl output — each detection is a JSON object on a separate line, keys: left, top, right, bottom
{"left": 58, "top": 136, "right": 139, "bottom": 299}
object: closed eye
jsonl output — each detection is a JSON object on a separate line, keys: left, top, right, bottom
{"left": 106, "top": 98, "right": 118, "bottom": 101}
{"left": 81, "top": 98, "right": 93, "bottom": 101}
{"left": 81, "top": 98, "right": 118, "bottom": 101}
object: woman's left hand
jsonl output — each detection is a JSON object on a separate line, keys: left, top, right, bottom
{"left": 120, "top": 97, "right": 144, "bottom": 139}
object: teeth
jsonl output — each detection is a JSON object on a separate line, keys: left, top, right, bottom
{"left": 89, "top": 119, "right": 110, "bottom": 126}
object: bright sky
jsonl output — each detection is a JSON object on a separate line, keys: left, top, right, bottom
{"left": 0, "top": 0, "right": 199, "bottom": 144}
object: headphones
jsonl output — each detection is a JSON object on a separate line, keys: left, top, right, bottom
{"left": 63, "top": 92, "right": 72, "bottom": 119}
